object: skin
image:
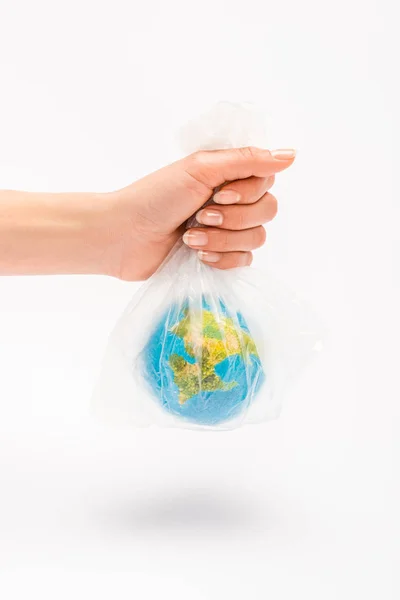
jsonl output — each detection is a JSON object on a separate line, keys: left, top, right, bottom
{"left": 0, "top": 147, "right": 295, "bottom": 280}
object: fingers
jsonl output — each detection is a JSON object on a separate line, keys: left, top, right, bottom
{"left": 177, "top": 145, "right": 293, "bottom": 271}
{"left": 197, "top": 250, "right": 253, "bottom": 270}
{"left": 184, "top": 147, "right": 296, "bottom": 190}
{"left": 196, "top": 192, "right": 277, "bottom": 230}
{"left": 183, "top": 226, "right": 266, "bottom": 253}
{"left": 213, "top": 175, "right": 274, "bottom": 205}
{"left": 184, "top": 179, "right": 277, "bottom": 268}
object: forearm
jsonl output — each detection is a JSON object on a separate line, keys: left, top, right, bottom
{"left": 0, "top": 190, "right": 111, "bottom": 276}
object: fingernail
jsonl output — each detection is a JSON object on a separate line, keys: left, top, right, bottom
{"left": 198, "top": 250, "right": 220, "bottom": 263}
{"left": 183, "top": 230, "right": 208, "bottom": 247}
{"left": 196, "top": 209, "right": 223, "bottom": 226}
{"left": 213, "top": 190, "right": 241, "bottom": 204}
{"left": 270, "top": 149, "right": 296, "bottom": 160}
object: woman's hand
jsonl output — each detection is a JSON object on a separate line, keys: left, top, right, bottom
{"left": 0, "top": 148, "right": 295, "bottom": 279}
{"left": 103, "top": 147, "right": 295, "bottom": 280}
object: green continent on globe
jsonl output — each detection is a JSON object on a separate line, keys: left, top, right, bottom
{"left": 168, "top": 309, "right": 259, "bottom": 405}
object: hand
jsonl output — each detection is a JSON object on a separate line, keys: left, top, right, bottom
{"left": 103, "top": 147, "right": 296, "bottom": 280}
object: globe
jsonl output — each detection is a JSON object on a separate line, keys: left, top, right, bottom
{"left": 140, "top": 296, "right": 264, "bottom": 426}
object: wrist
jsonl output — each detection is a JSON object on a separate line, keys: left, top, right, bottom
{"left": 85, "top": 188, "right": 143, "bottom": 279}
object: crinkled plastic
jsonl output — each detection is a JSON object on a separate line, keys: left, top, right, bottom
{"left": 93, "top": 103, "right": 322, "bottom": 430}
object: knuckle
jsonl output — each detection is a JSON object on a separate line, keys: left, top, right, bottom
{"left": 185, "top": 151, "right": 210, "bottom": 176}
{"left": 234, "top": 209, "right": 246, "bottom": 231}
{"left": 265, "top": 174, "right": 275, "bottom": 190}
{"left": 218, "top": 231, "right": 231, "bottom": 251}
{"left": 252, "top": 226, "right": 266, "bottom": 249}
{"left": 184, "top": 151, "right": 216, "bottom": 193}
{"left": 237, "top": 146, "right": 260, "bottom": 161}
{"left": 229, "top": 259, "right": 241, "bottom": 269}
{"left": 270, "top": 196, "right": 278, "bottom": 219}
{"left": 266, "top": 193, "right": 278, "bottom": 220}
{"left": 188, "top": 150, "right": 208, "bottom": 165}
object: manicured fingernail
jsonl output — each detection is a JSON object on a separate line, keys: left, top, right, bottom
{"left": 196, "top": 209, "right": 223, "bottom": 226}
{"left": 198, "top": 250, "right": 220, "bottom": 263}
{"left": 183, "top": 230, "right": 208, "bottom": 247}
{"left": 270, "top": 149, "right": 296, "bottom": 160}
{"left": 213, "top": 190, "right": 241, "bottom": 204}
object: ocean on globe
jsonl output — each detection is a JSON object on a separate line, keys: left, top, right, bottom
{"left": 140, "top": 296, "right": 264, "bottom": 426}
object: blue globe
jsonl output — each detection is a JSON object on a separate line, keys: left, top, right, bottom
{"left": 140, "top": 296, "right": 264, "bottom": 426}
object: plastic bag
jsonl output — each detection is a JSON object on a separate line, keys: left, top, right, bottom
{"left": 93, "top": 103, "right": 322, "bottom": 430}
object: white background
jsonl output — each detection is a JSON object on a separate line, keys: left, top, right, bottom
{"left": 0, "top": 0, "right": 398, "bottom": 598}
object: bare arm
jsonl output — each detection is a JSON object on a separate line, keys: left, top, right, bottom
{"left": 0, "top": 148, "right": 294, "bottom": 280}
{"left": 0, "top": 190, "right": 111, "bottom": 276}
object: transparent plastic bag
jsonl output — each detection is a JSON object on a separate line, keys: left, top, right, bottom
{"left": 93, "top": 103, "right": 322, "bottom": 430}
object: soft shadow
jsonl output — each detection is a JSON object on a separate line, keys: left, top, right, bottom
{"left": 97, "top": 487, "right": 271, "bottom": 538}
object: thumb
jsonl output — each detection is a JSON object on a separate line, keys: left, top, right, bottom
{"left": 182, "top": 147, "right": 296, "bottom": 191}
{"left": 127, "top": 147, "right": 295, "bottom": 235}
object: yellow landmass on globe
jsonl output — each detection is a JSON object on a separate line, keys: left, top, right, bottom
{"left": 169, "top": 309, "right": 259, "bottom": 405}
